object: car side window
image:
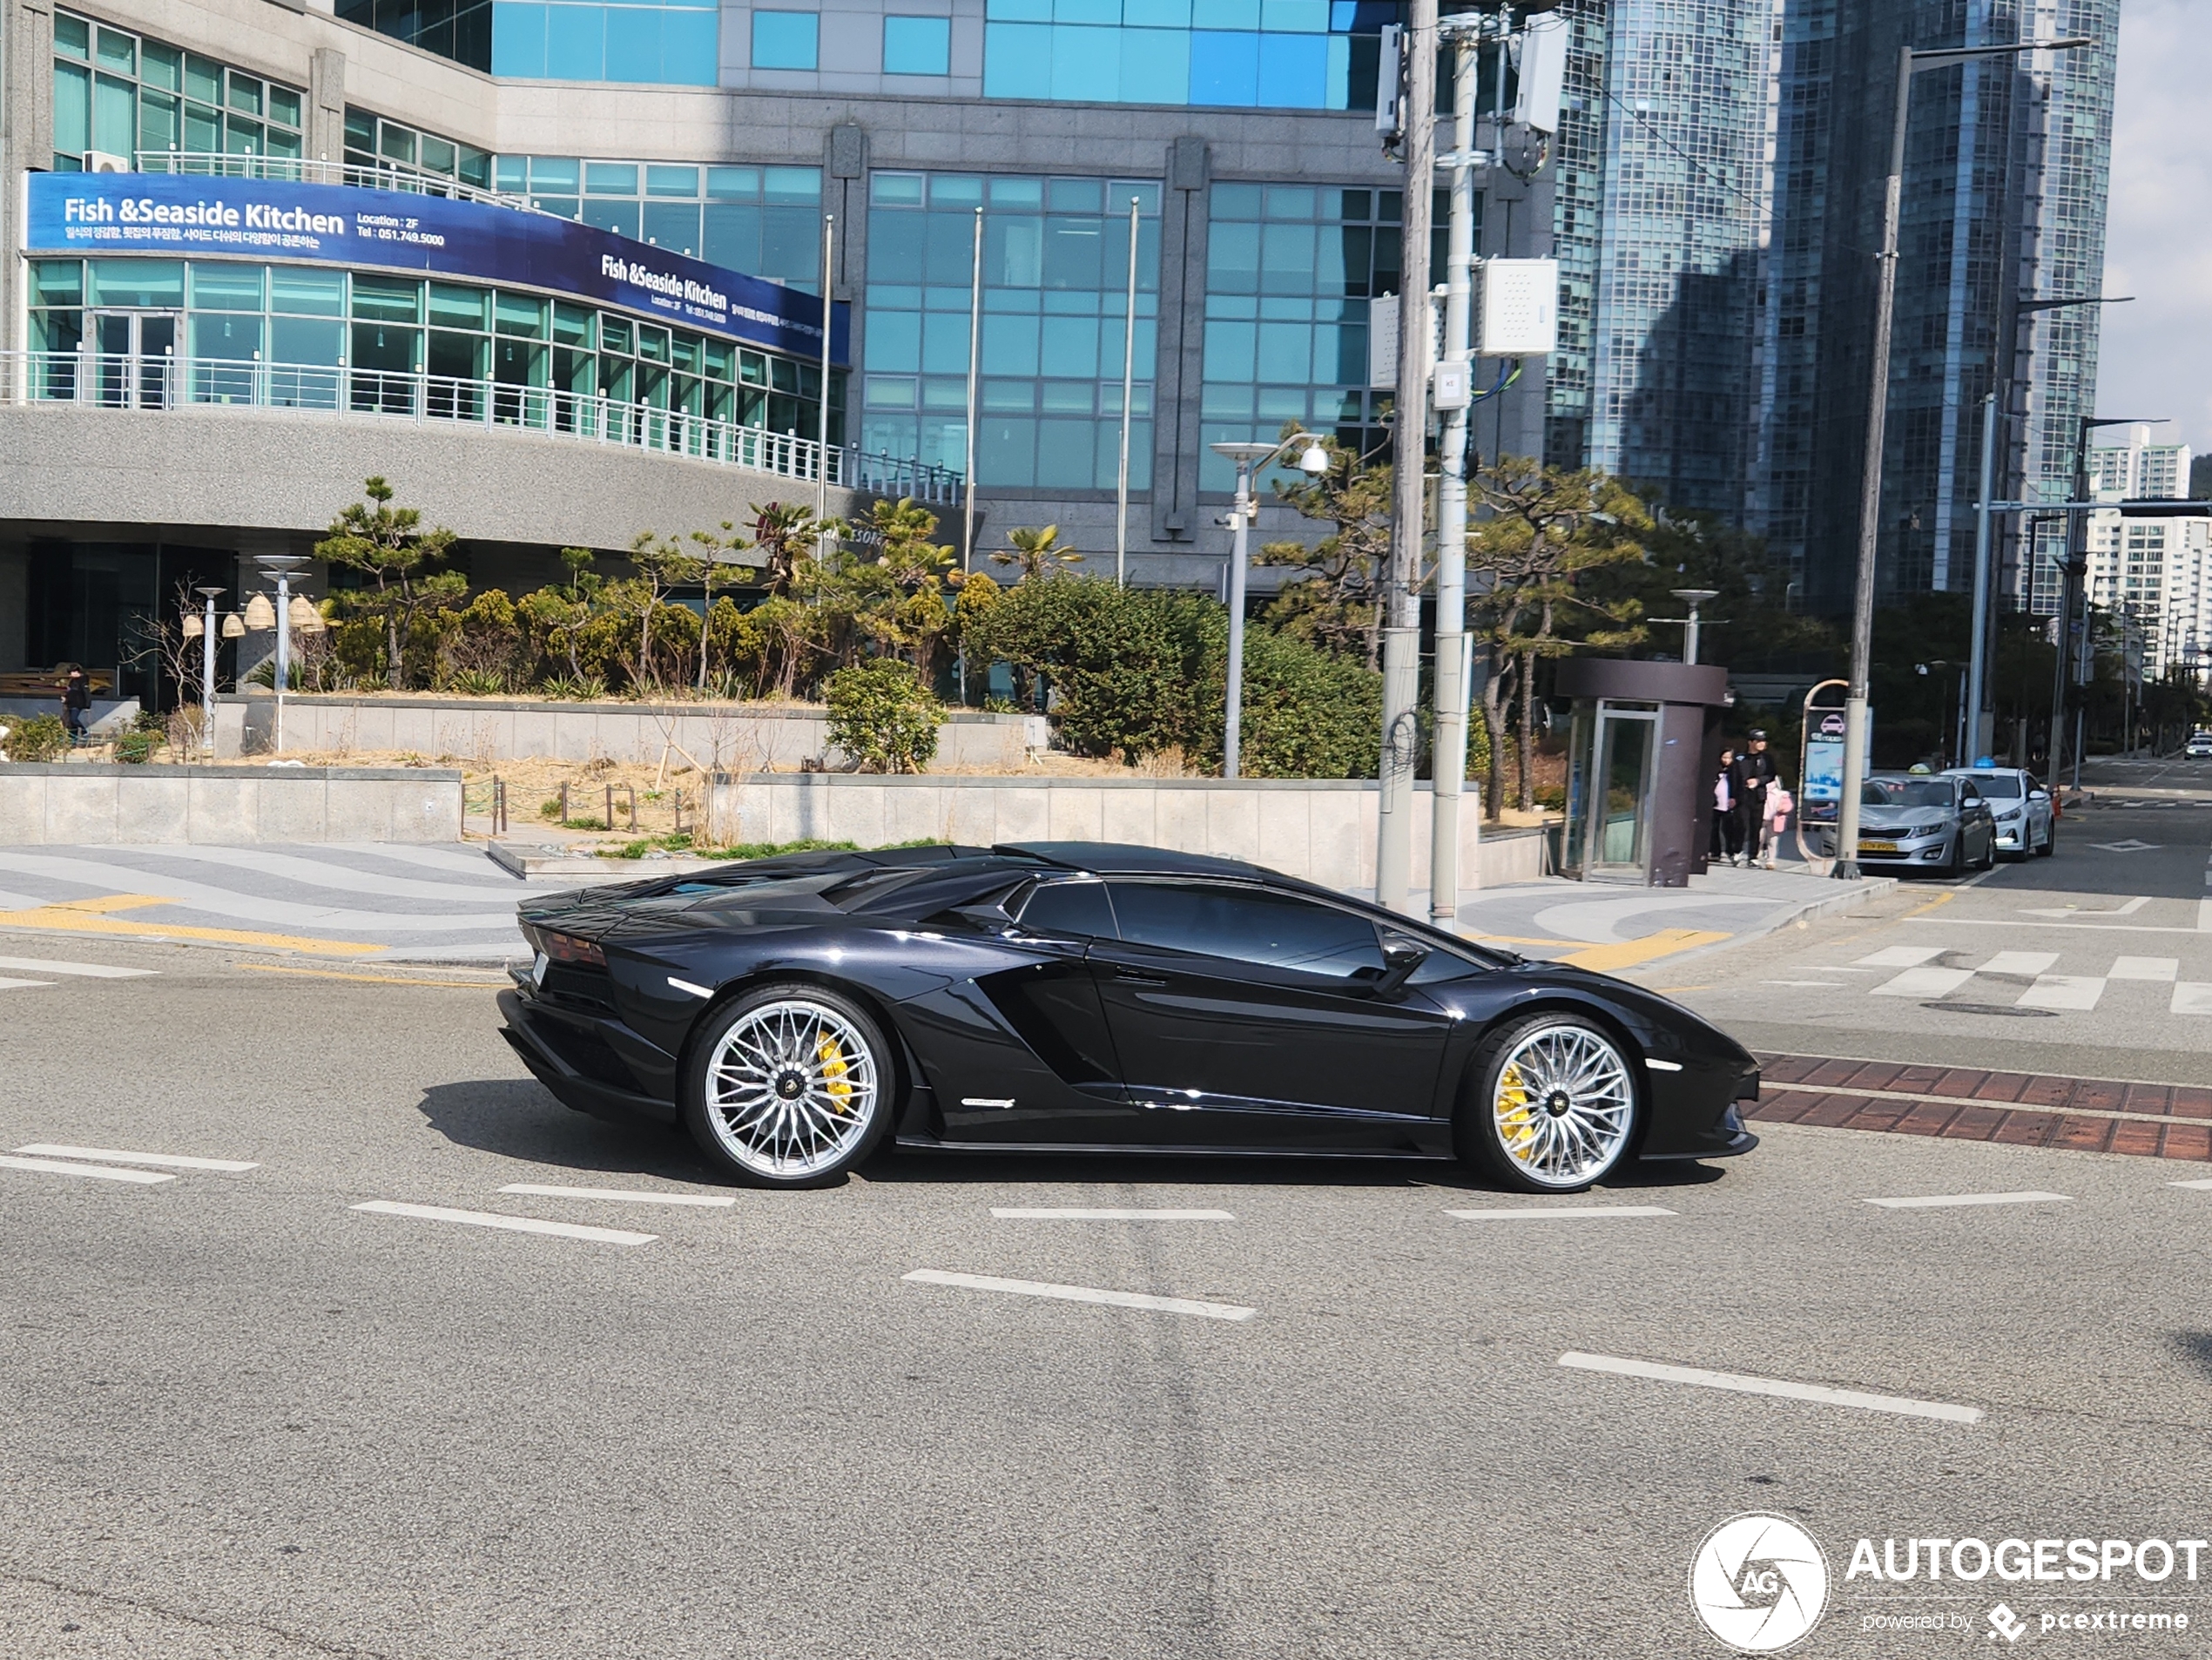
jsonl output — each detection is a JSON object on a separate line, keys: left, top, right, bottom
{"left": 1015, "top": 878, "right": 1116, "bottom": 940}
{"left": 1104, "top": 881, "right": 1386, "bottom": 979}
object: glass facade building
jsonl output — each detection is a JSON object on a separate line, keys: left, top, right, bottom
{"left": 1198, "top": 181, "right": 1400, "bottom": 493}
{"left": 52, "top": 9, "right": 304, "bottom": 172}
{"left": 859, "top": 172, "right": 1162, "bottom": 490}
{"left": 1577, "top": 0, "right": 1770, "bottom": 517}
{"left": 979, "top": 0, "right": 1388, "bottom": 109}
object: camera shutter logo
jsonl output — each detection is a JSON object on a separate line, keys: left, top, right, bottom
{"left": 1689, "top": 1515, "right": 1830, "bottom": 1652}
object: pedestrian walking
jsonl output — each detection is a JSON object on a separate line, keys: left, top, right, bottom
{"left": 1762, "top": 782, "right": 1794, "bottom": 869}
{"left": 58, "top": 665, "right": 91, "bottom": 747}
{"left": 1710, "top": 746, "right": 1742, "bottom": 864}
{"left": 1728, "top": 730, "right": 1780, "bottom": 867}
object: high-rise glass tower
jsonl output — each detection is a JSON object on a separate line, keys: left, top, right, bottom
{"left": 1750, "top": 0, "right": 2118, "bottom": 613}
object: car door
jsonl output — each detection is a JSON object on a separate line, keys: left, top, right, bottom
{"left": 1088, "top": 878, "right": 1455, "bottom": 1151}
{"left": 1957, "top": 780, "right": 1993, "bottom": 860}
{"left": 933, "top": 874, "right": 1133, "bottom": 1145}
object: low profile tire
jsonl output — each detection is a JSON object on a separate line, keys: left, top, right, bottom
{"left": 1976, "top": 830, "right": 1996, "bottom": 871}
{"left": 1458, "top": 1014, "right": 1641, "bottom": 1194}
{"left": 681, "top": 982, "right": 896, "bottom": 1188}
{"left": 2036, "top": 822, "right": 2056, "bottom": 858}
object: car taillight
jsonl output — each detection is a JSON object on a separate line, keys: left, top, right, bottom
{"left": 542, "top": 931, "right": 606, "bottom": 966}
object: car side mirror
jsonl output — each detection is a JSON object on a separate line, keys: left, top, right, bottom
{"left": 2029, "top": 788, "right": 2049, "bottom": 801}
{"left": 1372, "top": 936, "right": 1431, "bottom": 996}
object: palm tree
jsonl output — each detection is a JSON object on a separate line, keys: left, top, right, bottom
{"left": 991, "top": 524, "right": 1083, "bottom": 581}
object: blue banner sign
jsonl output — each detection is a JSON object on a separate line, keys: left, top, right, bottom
{"left": 25, "top": 172, "right": 846, "bottom": 363}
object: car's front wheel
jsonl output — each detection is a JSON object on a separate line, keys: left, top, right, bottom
{"left": 681, "top": 983, "right": 895, "bottom": 1187}
{"left": 2036, "top": 820, "right": 2056, "bottom": 858}
{"left": 1459, "top": 1015, "right": 1641, "bottom": 1193}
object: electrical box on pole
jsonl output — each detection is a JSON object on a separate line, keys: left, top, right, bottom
{"left": 1513, "top": 14, "right": 1568, "bottom": 132}
{"left": 1374, "top": 24, "right": 1403, "bottom": 142}
{"left": 1474, "top": 258, "right": 1560, "bottom": 356}
{"left": 1367, "top": 292, "right": 1399, "bottom": 388}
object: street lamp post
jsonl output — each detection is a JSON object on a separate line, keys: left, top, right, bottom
{"left": 1836, "top": 32, "right": 2092, "bottom": 880}
{"left": 256, "top": 556, "right": 307, "bottom": 754}
{"left": 195, "top": 584, "right": 225, "bottom": 755}
{"left": 2048, "top": 415, "right": 2162, "bottom": 799}
{"left": 1965, "top": 294, "right": 2128, "bottom": 767}
{"left": 1209, "top": 435, "right": 1328, "bottom": 779}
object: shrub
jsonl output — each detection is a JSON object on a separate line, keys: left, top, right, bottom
{"left": 1230, "top": 626, "right": 1383, "bottom": 779}
{"left": 111, "top": 727, "right": 158, "bottom": 764}
{"left": 541, "top": 675, "right": 610, "bottom": 702}
{"left": 448, "top": 667, "right": 509, "bottom": 696}
{"left": 4, "top": 714, "right": 71, "bottom": 761}
{"left": 824, "top": 659, "right": 941, "bottom": 773}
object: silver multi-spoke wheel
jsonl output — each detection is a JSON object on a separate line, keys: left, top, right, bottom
{"left": 1488, "top": 1022, "right": 1635, "bottom": 1190}
{"left": 701, "top": 998, "right": 881, "bottom": 1180}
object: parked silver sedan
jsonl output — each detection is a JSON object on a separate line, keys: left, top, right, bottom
{"left": 1944, "top": 766, "right": 2054, "bottom": 859}
{"left": 1853, "top": 773, "right": 1998, "bottom": 875}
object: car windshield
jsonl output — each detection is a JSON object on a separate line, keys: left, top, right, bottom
{"left": 1863, "top": 779, "right": 1954, "bottom": 807}
{"left": 1972, "top": 775, "right": 2022, "bottom": 798}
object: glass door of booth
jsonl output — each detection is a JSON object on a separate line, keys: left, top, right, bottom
{"left": 1563, "top": 700, "right": 1658, "bottom": 881}
{"left": 89, "top": 312, "right": 178, "bottom": 409}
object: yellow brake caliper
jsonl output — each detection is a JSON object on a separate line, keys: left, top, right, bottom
{"left": 1497, "top": 1062, "right": 1535, "bottom": 1160}
{"left": 817, "top": 1031, "right": 853, "bottom": 1116}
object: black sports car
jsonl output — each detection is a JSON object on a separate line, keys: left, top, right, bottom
{"left": 498, "top": 843, "right": 1760, "bottom": 1192}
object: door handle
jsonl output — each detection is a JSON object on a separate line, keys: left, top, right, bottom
{"left": 1112, "top": 967, "right": 1169, "bottom": 987}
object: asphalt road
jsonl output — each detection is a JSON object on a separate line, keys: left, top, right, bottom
{"left": 8, "top": 775, "right": 2212, "bottom": 1658}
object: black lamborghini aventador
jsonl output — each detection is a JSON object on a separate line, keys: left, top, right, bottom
{"left": 498, "top": 842, "right": 1760, "bottom": 1191}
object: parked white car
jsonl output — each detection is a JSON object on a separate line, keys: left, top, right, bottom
{"left": 2186, "top": 732, "right": 2212, "bottom": 759}
{"left": 1944, "top": 765, "right": 2054, "bottom": 859}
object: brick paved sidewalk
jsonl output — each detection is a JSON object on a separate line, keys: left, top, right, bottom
{"left": 1744, "top": 1053, "right": 2212, "bottom": 1162}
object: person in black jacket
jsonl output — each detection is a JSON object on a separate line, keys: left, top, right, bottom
{"left": 1727, "top": 730, "right": 1781, "bottom": 866}
{"left": 1710, "top": 746, "right": 1742, "bottom": 863}
{"left": 59, "top": 666, "right": 91, "bottom": 747}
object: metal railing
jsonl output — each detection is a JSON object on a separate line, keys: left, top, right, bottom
{"left": 134, "top": 150, "right": 546, "bottom": 219}
{"left": 2, "top": 350, "right": 963, "bottom": 505}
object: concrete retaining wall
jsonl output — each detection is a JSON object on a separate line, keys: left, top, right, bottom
{"left": 0, "top": 764, "right": 463, "bottom": 844}
{"left": 708, "top": 773, "right": 1548, "bottom": 895}
{"left": 212, "top": 694, "right": 1035, "bottom": 772}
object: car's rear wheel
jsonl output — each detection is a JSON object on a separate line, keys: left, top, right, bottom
{"left": 682, "top": 983, "right": 894, "bottom": 1187}
{"left": 1459, "top": 1015, "right": 1640, "bottom": 1193}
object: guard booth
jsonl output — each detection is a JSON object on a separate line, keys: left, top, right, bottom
{"left": 1555, "top": 659, "right": 1730, "bottom": 886}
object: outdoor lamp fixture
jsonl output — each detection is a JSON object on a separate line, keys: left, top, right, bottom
{"left": 287, "top": 596, "right": 326, "bottom": 634}
{"left": 243, "top": 592, "right": 277, "bottom": 630}
{"left": 1669, "top": 589, "right": 1722, "bottom": 666}
{"left": 1209, "top": 433, "right": 1329, "bottom": 779}
{"left": 220, "top": 613, "right": 246, "bottom": 639}
{"left": 1836, "top": 30, "right": 2094, "bottom": 879}
{"left": 180, "top": 612, "right": 203, "bottom": 640}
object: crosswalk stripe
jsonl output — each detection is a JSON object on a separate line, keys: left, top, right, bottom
{"left": 0, "top": 955, "right": 156, "bottom": 979}
{"left": 1856, "top": 946, "right": 1946, "bottom": 968}
{"left": 2174, "top": 983, "right": 2212, "bottom": 1015}
{"left": 2110, "top": 956, "right": 2181, "bottom": 982}
{"left": 1871, "top": 966, "right": 1977, "bottom": 997}
{"left": 2017, "top": 975, "right": 2105, "bottom": 1011}
{"left": 0, "top": 976, "right": 55, "bottom": 991}
{"left": 1979, "top": 951, "right": 2058, "bottom": 976}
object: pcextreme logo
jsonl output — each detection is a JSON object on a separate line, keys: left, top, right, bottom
{"left": 1689, "top": 1515, "right": 1831, "bottom": 1653}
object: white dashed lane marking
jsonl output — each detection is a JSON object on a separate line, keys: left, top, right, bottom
{"left": 499, "top": 1183, "right": 736, "bottom": 1208}
{"left": 903, "top": 1269, "right": 1255, "bottom": 1321}
{"left": 0, "top": 956, "right": 157, "bottom": 979}
{"left": 1557, "top": 1353, "right": 1984, "bottom": 1425}
{"left": 1447, "top": 1205, "right": 1676, "bottom": 1220}
{"left": 0, "top": 1154, "right": 173, "bottom": 1184}
{"left": 350, "top": 1200, "right": 657, "bottom": 1245}
{"left": 989, "top": 1207, "right": 1236, "bottom": 1220}
{"left": 14, "top": 1144, "right": 257, "bottom": 1172}
{"left": 1865, "top": 1191, "right": 2070, "bottom": 1210}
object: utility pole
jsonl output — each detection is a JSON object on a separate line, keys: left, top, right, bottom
{"left": 1376, "top": 0, "right": 1434, "bottom": 915}
{"left": 1428, "top": 17, "right": 1476, "bottom": 926}
{"left": 2049, "top": 415, "right": 2160, "bottom": 796}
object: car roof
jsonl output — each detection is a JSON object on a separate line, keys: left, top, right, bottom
{"left": 995, "top": 840, "right": 1285, "bottom": 881}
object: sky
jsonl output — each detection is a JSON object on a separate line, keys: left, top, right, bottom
{"left": 2094, "top": 0, "right": 2212, "bottom": 461}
